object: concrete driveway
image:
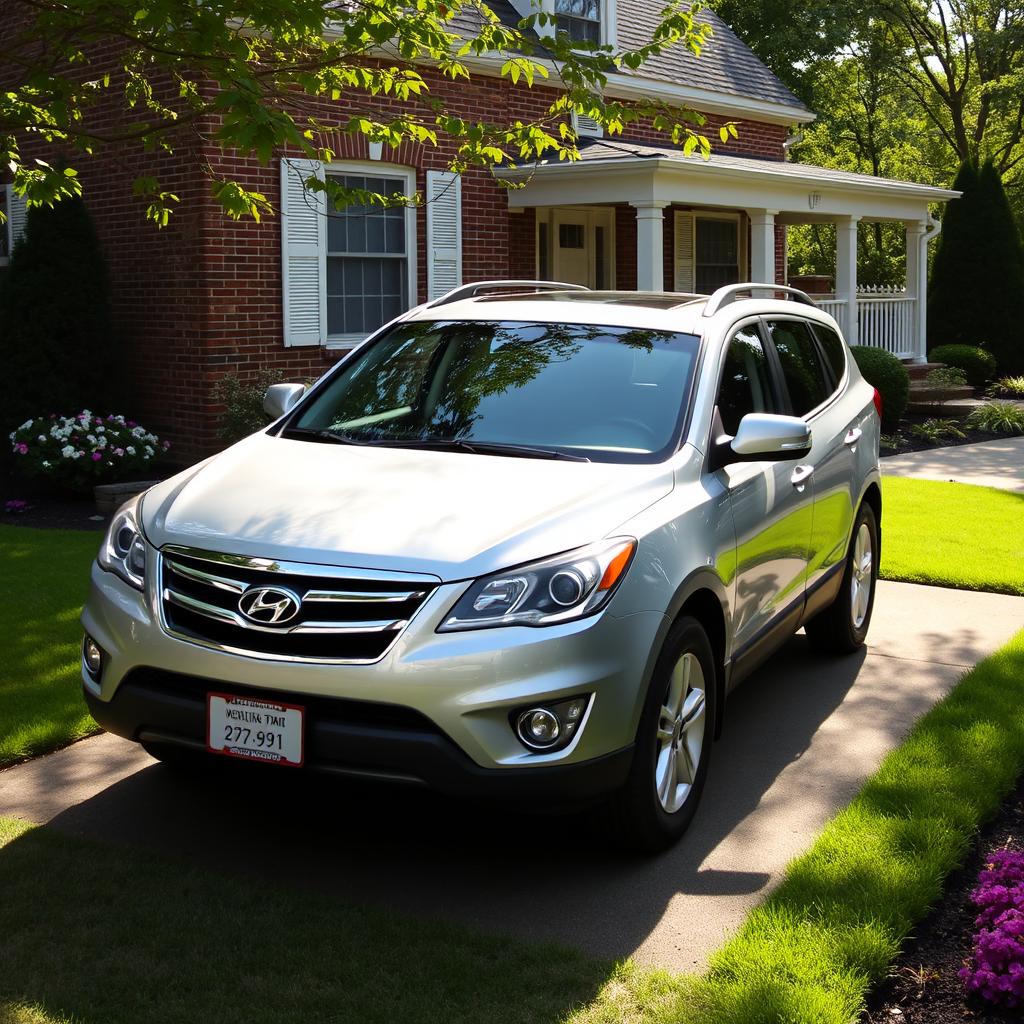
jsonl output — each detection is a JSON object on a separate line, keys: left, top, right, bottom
{"left": 2, "top": 580, "right": 1022, "bottom": 972}
{"left": 882, "top": 436, "right": 1024, "bottom": 491}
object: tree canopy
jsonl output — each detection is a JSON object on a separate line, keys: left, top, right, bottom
{"left": 1, "top": 0, "right": 723, "bottom": 224}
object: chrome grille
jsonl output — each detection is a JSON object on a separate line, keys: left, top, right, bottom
{"left": 158, "top": 546, "right": 438, "bottom": 663}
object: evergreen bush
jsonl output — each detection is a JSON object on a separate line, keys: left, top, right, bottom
{"left": 850, "top": 346, "right": 909, "bottom": 431}
{"left": 928, "top": 160, "right": 1024, "bottom": 373}
{"left": 928, "top": 344, "right": 997, "bottom": 386}
{"left": 0, "top": 198, "right": 123, "bottom": 438}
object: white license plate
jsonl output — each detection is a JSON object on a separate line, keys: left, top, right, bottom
{"left": 207, "top": 693, "right": 304, "bottom": 767}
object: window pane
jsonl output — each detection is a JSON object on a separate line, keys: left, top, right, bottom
{"left": 695, "top": 218, "right": 739, "bottom": 294}
{"left": 718, "top": 327, "right": 775, "bottom": 436}
{"left": 811, "top": 323, "right": 847, "bottom": 386}
{"left": 559, "top": 223, "right": 585, "bottom": 249}
{"left": 365, "top": 213, "right": 385, "bottom": 253}
{"left": 768, "top": 320, "right": 832, "bottom": 416}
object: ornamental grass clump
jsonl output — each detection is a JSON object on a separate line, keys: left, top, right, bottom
{"left": 9, "top": 411, "right": 169, "bottom": 491}
{"left": 960, "top": 849, "right": 1024, "bottom": 1007}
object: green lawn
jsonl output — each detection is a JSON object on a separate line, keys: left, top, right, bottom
{"left": 0, "top": 525, "right": 102, "bottom": 767}
{"left": 880, "top": 477, "right": 1024, "bottom": 595}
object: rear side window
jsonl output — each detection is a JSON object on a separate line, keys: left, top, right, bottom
{"left": 812, "top": 323, "right": 847, "bottom": 387}
{"left": 717, "top": 326, "right": 776, "bottom": 436}
{"left": 766, "top": 319, "right": 832, "bottom": 416}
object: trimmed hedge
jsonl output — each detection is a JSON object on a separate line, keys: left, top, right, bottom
{"left": 929, "top": 344, "right": 997, "bottom": 386}
{"left": 850, "top": 346, "right": 909, "bottom": 431}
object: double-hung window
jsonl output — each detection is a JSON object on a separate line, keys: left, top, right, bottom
{"left": 326, "top": 173, "right": 409, "bottom": 338}
{"left": 555, "top": 0, "right": 601, "bottom": 44}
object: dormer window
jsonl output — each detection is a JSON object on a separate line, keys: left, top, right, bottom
{"left": 555, "top": 0, "right": 601, "bottom": 45}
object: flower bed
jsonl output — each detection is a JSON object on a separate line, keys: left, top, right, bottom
{"left": 9, "top": 411, "right": 169, "bottom": 491}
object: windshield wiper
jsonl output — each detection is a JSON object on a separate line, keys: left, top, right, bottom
{"left": 372, "top": 438, "right": 590, "bottom": 462}
{"left": 285, "top": 427, "right": 589, "bottom": 461}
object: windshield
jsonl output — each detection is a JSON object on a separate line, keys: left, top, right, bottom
{"left": 286, "top": 319, "right": 701, "bottom": 463}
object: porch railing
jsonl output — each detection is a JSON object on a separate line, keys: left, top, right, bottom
{"left": 811, "top": 287, "right": 918, "bottom": 360}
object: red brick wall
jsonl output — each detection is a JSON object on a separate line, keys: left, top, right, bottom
{"left": 11, "top": 62, "right": 791, "bottom": 460}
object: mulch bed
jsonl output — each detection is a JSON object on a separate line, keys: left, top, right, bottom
{"left": 883, "top": 412, "right": 1001, "bottom": 456}
{"left": 862, "top": 775, "right": 1024, "bottom": 1023}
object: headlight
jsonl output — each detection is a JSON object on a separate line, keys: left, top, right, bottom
{"left": 439, "top": 538, "right": 636, "bottom": 632}
{"left": 98, "top": 495, "right": 148, "bottom": 591}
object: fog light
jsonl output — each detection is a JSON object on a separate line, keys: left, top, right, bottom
{"left": 518, "top": 708, "right": 560, "bottom": 748}
{"left": 514, "top": 695, "right": 591, "bottom": 752}
{"left": 83, "top": 635, "right": 103, "bottom": 678}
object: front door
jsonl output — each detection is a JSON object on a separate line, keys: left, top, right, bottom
{"left": 548, "top": 208, "right": 614, "bottom": 288}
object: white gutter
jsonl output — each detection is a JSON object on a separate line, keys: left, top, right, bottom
{"left": 496, "top": 154, "right": 961, "bottom": 203}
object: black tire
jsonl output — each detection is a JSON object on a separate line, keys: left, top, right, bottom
{"left": 805, "top": 501, "right": 879, "bottom": 654}
{"left": 607, "top": 616, "right": 717, "bottom": 853}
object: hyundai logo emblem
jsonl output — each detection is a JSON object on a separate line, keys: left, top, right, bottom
{"left": 238, "top": 586, "right": 301, "bottom": 625}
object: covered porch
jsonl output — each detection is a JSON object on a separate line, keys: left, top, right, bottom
{"left": 497, "top": 141, "right": 959, "bottom": 361}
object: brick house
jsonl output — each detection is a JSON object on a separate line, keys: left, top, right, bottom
{"left": 1, "top": 2, "right": 957, "bottom": 461}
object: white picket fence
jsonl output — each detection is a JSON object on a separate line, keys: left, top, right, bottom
{"left": 812, "top": 287, "right": 918, "bottom": 360}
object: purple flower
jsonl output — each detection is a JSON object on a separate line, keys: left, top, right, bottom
{"left": 127, "top": 420, "right": 137, "bottom": 428}
{"left": 14, "top": 442, "right": 28, "bottom": 455}
{"left": 114, "top": 447, "right": 124, "bottom": 457}
{"left": 4, "top": 499, "right": 30, "bottom": 513}
{"left": 90, "top": 452, "right": 102, "bottom": 462}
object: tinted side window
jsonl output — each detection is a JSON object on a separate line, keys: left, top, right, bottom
{"left": 767, "top": 320, "right": 832, "bottom": 416}
{"left": 811, "top": 323, "right": 847, "bottom": 388}
{"left": 717, "top": 326, "right": 776, "bottom": 436}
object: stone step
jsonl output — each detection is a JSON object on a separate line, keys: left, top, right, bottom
{"left": 904, "top": 361, "right": 946, "bottom": 381}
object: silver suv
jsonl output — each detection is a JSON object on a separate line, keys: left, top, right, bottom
{"left": 81, "top": 281, "right": 882, "bottom": 850}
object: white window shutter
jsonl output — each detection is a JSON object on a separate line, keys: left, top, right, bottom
{"left": 674, "top": 211, "right": 695, "bottom": 292}
{"left": 280, "top": 159, "right": 326, "bottom": 347}
{"left": 426, "top": 170, "right": 462, "bottom": 301}
{"left": 6, "top": 184, "right": 28, "bottom": 254}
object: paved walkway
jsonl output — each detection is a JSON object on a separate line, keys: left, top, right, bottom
{"left": 3, "top": 581, "right": 1022, "bottom": 971}
{"left": 882, "top": 436, "right": 1024, "bottom": 491}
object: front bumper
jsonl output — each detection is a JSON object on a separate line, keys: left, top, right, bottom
{"left": 83, "top": 669, "right": 633, "bottom": 800}
{"left": 81, "top": 557, "right": 667, "bottom": 794}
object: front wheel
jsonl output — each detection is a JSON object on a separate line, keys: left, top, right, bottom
{"left": 805, "top": 501, "right": 879, "bottom": 654}
{"left": 607, "top": 617, "right": 716, "bottom": 853}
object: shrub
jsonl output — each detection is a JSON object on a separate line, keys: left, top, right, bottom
{"left": 214, "top": 370, "right": 286, "bottom": 445}
{"left": 909, "top": 418, "right": 965, "bottom": 444}
{"left": 928, "top": 345, "right": 997, "bottom": 386}
{"left": 966, "top": 401, "right": 1024, "bottom": 435}
{"left": 850, "top": 346, "right": 909, "bottom": 431}
{"left": 988, "top": 376, "right": 1024, "bottom": 399}
{"left": 0, "top": 198, "right": 123, "bottom": 438}
{"left": 9, "top": 411, "right": 169, "bottom": 491}
{"left": 928, "top": 160, "right": 1024, "bottom": 374}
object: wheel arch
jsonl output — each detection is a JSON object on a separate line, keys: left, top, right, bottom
{"left": 639, "top": 569, "right": 730, "bottom": 743}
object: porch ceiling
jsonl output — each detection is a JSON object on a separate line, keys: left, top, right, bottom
{"left": 495, "top": 139, "right": 960, "bottom": 224}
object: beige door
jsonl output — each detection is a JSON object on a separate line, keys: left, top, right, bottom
{"left": 548, "top": 208, "right": 614, "bottom": 288}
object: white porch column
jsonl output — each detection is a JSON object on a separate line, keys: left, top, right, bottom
{"left": 835, "top": 216, "right": 860, "bottom": 346}
{"left": 748, "top": 209, "right": 778, "bottom": 284}
{"left": 631, "top": 201, "right": 670, "bottom": 291}
{"left": 905, "top": 220, "right": 928, "bottom": 362}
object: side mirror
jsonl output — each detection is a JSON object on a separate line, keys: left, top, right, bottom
{"left": 263, "top": 382, "right": 307, "bottom": 420}
{"left": 710, "top": 413, "right": 811, "bottom": 471}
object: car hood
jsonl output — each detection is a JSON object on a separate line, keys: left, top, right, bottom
{"left": 142, "top": 433, "right": 674, "bottom": 581}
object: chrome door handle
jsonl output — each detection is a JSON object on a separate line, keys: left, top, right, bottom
{"left": 844, "top": 427, "right": 863, "bottom": 446}
{"left": 791, "top": 464, "right": 814, "bottom": 488}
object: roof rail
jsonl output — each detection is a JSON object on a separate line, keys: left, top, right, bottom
{"left": 702, "top": 282, "right": 816, "bottom": 317}
{"left": 426, "top": 280, "right": 589, "bottom": 308}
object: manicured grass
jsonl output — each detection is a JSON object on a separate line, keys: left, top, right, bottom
{"left": 879, "top": 477, "right": 1024, "bottom": 595}
{"left": 0, "top": 815, "right": 610, "bottom": 1024}
{"left": 568, "top": 629, "right": 1024, "bottom": 1024}
{"left": 0, "top": 525, "right": 102, "bottom": 767}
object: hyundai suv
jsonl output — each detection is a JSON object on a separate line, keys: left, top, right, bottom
{"left": 81, "top": 281, "right": 882, "bottom": 850}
